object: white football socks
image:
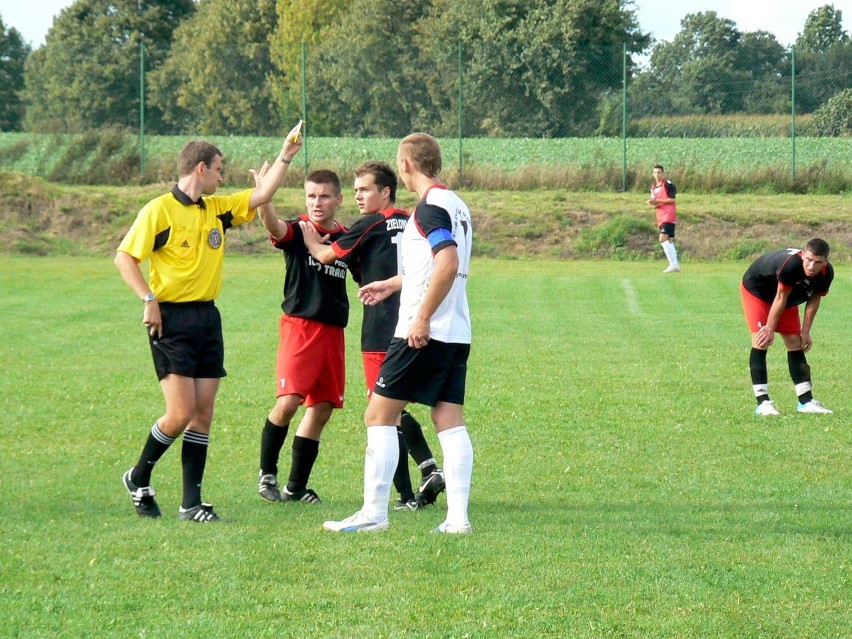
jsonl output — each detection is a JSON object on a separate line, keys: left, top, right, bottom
{"left": 360, "top": 425, "right": 399, "bottom": 523}
{"left": 438, "top": 425, "right": 473, "bottom": 529}
{"left": 661, "top": 240, "right": 679, "bottom": 267}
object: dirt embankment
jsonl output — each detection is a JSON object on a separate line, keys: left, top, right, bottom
{"left": 2, "top": 172, "right": 850, "bottom": 261}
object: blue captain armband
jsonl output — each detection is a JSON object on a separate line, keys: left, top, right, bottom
{"left": 427, "top": 227, "right": 455, "bottom": 249}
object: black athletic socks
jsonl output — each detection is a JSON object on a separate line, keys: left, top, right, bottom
{"left": 260, "top": 418, "right": 290, "bottom": 476}
{"left": 181, "top": 430, "right": 209, "bottom": 509}
{"left": 749, "top": 348, "right": 770, "bottom": 405}
{"left": 392, "top": 427, "right": 415, "bottom": 502}
{"left": 286, "top": 436, "right": 319, "bottom": 493}
{"left": 131, "top": 422, "right": 176, "bottom": 487}
{"left": 787, "top": 349, "right": 813, "bottom": 403}
{"left": 400, "top": 410, "right": 435, "bottom": 471}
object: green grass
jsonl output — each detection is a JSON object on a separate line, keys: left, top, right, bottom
{"left": 2, "top": 132, "right": 851, "bottom": 191}
{"left": 1, "top": 255, "right": 850, "bottom": 638}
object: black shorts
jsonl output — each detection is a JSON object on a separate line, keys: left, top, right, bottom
{"left": 148, "top": 302, "right": 226, "bottom": 381}
{"left": 659, "top": 222, "right": 676, "bottom": 238}
{"left": 374, "top": 338, "right": 470, "bottom": 406}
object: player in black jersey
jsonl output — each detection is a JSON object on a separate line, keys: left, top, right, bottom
{"left": 301, "top": 161, "right": 445, "bottom": 510}
{"left": 740, "top": 239, "right": 834, "bottom": 415}
{"left": 252, "top": 167, "right": 350, "bottom": 503}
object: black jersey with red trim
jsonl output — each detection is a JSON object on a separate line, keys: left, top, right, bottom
{"left": 742, "top": 248, "right": 833, "bottom": 307}
{"left": 272, "top": 215, "right": 349, "bottom": 327}
{"left": 331, "top": 207, "right": 409, "bottom": 352}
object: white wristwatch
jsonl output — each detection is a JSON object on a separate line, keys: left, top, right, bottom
{"left": 142, "top": 292, "right": 157, "bottom": 303}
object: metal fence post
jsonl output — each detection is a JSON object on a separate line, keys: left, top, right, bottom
{"left": 791, "top": 44, "right": 796, "bottom": 187}
{"left": 622, "top": 42, "right": 627, "bottom": 192}
{"left": 139, "top": 40, "right": 145, "bottom": 176}
{"left": 458, "top": 41, "right": 463, "bottom": 185}
{"left": 301, "top": 43, "right": 309, "bottom": 173}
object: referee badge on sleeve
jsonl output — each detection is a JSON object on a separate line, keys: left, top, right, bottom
{"left": 208, "top": 228, "right": 223, "bottom": 249}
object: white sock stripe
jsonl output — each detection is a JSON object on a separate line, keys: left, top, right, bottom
{"left": 183, "top": 431, "right": 210, "bottom": 446}
{"left": 151, "top": 423, "right": 176, "bottom": 445}
{"left": 417, "top": 458, "right": 437, "bottom": 470}
{"left": 794, "top": 381, "right": 812, "bottom": 396}
{"left": 752, "top": 384, "right": 769, "bottom": 398}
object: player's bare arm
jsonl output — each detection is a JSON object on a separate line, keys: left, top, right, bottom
{"left": 358, "top": 275, "right": 401, "bottom": 306}
{"left": 755, "top": 285, "right": 792, "bottom": 348}
{"left": 249, "top": 162, "right": 289, "bottom": 240}
{"left": 800, "top": 296, "right": 822, "bottom": 352}
{"left": 114, "top": 250, "right": 162, "bottom": 338}
{"left": 248, "top": 120, "right": 303, "bottom": 210}
{"left": 408, "top": 246, "right": 459, "bottom": 349}
{"left": 298, "top": 220, "right": 335, "bottom": 263}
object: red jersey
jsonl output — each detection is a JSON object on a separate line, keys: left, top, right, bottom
{"left": 651, "top": 179, "right": 677, "bottom": 226}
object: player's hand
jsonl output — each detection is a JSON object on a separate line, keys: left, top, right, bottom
{"left": 281, "top": 120, "right": 304, "bottom": 160}
{"left": 298, "top": 220, "right": 329, "bottom": 246}
{"left": 754, "top": 324, "right": 774, "bottom": 349}
{"left": 358, "top": 280, "right": 395, "bottom": 306}
{"left": 801, "top": 331, "right": 813, "bottom": 352}
{"left": 407, "top": 318, "right": 430, "bottom": 349}
{"left": 143, "top": 301, "right": 162, "bottom": 339}
{"left": 249, "top": 161, "right": 270, "bottom": 188}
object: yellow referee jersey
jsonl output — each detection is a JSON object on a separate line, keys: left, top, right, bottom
{"left": 117, "top": 186, "right": 256, "bottom": 302}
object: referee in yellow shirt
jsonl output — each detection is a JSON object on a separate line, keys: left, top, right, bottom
{"left": 115, "top": 121, "right": 303, "bottom": 522}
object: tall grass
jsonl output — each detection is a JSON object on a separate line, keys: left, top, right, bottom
{"left": 1, "top": 131, "right": 850, "bottom": 192}
{"left": 0, "top": 255, "right": 849, "bottom": 638}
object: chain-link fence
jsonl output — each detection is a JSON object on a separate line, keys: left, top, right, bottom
{"left": 5, "top": 38, "right": 852, "bottom": 192}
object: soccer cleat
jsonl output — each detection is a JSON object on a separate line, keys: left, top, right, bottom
{"left": 433, "top": 521, "right": 473, "bottom": 534}
{"left": 415, "top": 470, "right": 445, "bottom": 507}
{"left": 122, "top": 469, "right": 161, "bottom": 518}
{"left": 179, "top": 503, "right": 224, "bottom": 522}
{"left": 323, "top": 511, "right": 389, "bottom": 533}
{"left": 281, "top": 487, "right": 321, "bottom": 504}
{"left": 258, "top": 472, "right": 282, "bottom": 502}
{"left": 797, "top": 399, "right": 833, "bottom": 414}
{"left": 663, "top": 265, "right": 681, "bottom": 273}
{"left": 755, "top": 400, "right": 780, "bottom": 416}
{"left": 393, "top": 498, "right": 419, "bottom": 512}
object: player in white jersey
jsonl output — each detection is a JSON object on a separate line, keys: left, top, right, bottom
{"left": 324, "top": 132, "right": 475, "bottom": 534}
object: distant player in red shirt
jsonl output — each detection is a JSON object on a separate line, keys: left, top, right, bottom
{"left": 253, "top": 167, "right": 350, "bottom": 503}
{"left": 647, "top": 164, "right": 680, "bottom": 273}
{"left": 301, "top": 161, "right": 445, "bottom": 511}
{"left": 741, "top": 238, "right": 834, "bottom": 416}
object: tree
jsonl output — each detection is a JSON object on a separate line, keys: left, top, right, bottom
{"left": 797, "top": 4, "right": 848, "bottom": 53}
{"left": 23, "top": 0, "right": 194, "bottom": 133}
{"left": 631, "top": 12, "right": 788, "bottom": 116}
{"left": 0, "top": 15, "right": 31, "bottom": 131}
{"left": 148, "top": 0, "right": 279, "bottom": 135}
{"left": 267, "top": 0, "right": 352, "bottom": 134}
{"left": 795, "top": 6, "right": 852, "bottom": 113}
{"left": 304, "top": 0, "right": 433, "bottom": 136}
{"left": 811, "top": 87, "right": 852, "bottom": 135}
{"left": 417, "top": 0, "right": 649, "bottom": 137}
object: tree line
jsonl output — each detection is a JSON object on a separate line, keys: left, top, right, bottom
{"left": 1, "top": 1, "right": 850, "bottom": 137}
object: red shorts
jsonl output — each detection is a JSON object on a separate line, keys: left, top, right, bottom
{"left": 740, "top": 283, "right": 801, "bottom": 334}
{"left": 276, "top": 315, "right": 345, "bottom": 408}
{"left": 362, "top": 351, "right": 387, "bottom": 399}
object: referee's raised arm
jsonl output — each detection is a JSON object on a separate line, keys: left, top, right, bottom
{"left": 249, "top": 120, "right": 304, "bottom": 210}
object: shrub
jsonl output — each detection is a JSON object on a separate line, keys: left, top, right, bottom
{"left": 811, "top": 88, "right": 852, "bottom": 136}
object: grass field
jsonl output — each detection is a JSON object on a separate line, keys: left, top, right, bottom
{"left": 1, "top": 255, "right": 849, "bottom": 638}
{"left": 2, "top": 133, "right": 851, "bottom": 191}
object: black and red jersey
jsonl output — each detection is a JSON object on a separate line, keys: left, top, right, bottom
{"left": 272, "top": 215, "right": 349, "bottom": 327}
{"left": 331, "top": 207, "right": 409, "bottom": 352}
{"left": 742, "top": 248, "right": 833, "bottom": 307}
